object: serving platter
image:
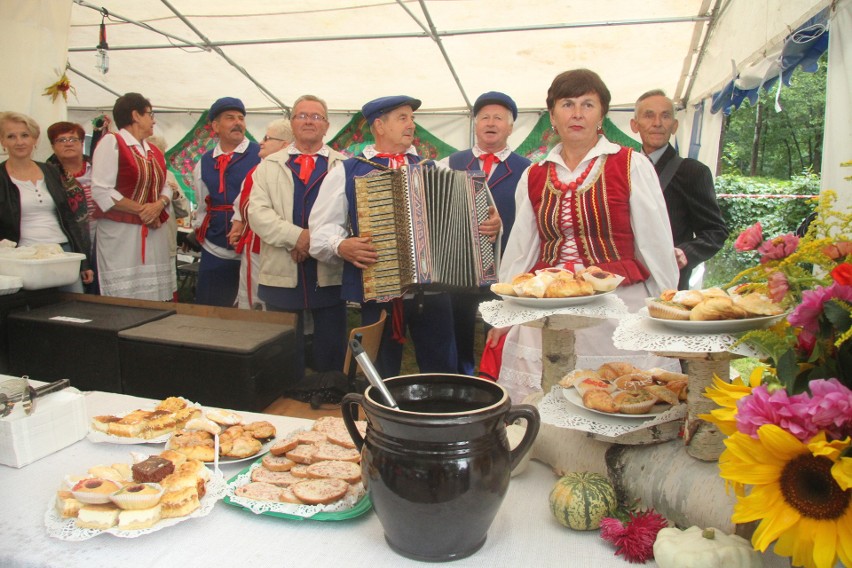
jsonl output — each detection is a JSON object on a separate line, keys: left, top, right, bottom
{"left": 499, "top": 288, "right": 615, "bottom": 308}
{"left": 45, "top": 471, "right": 226, "bottom": 541}
{"left": 223, "top": 456, "right": 371, "bottom": 521}
{"left": 641, "top": 307, "right": 786, "bottom": 334}
{"left": 562, "top": 387, "right": 679, "bottom": 419}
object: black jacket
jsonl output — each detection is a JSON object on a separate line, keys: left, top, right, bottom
{"left": 655, "top": 145, "right": 728, "bottom": 289}
{"left": 0, "top": 160, "right": 92, "bottom": 271}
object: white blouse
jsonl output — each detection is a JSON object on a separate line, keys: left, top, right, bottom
{"left": 13, "top": 177, "right": 67, "bottom": 247}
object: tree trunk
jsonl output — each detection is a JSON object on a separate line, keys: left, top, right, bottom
{"left": 782, "top": 139, "right": 793, "bottom": 178}
{"left": 749, "top": 102, "right": 763, "bottom": 176}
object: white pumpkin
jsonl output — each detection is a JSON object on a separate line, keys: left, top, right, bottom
{"left": 653, "top": 526, "right": 763, "bottom": 568}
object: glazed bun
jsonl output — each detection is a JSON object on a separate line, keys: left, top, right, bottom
{"left": 490, "top": 282, "right": 516, "bottom": 296}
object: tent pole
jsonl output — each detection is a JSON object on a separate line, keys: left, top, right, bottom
{"left": 414, "top": 0, "right": 472, "bottom": 110}
{"left": 683, "top": 0, "right": 727, "bottom": 105}
{"left": 158, "top": 0, "right": 290, "bottom": 113}
{"left": 73, "top": 0, "right": 207, "bottom": 51}
{"left": 66, "top": 63, "right": 122, "bottom": 98}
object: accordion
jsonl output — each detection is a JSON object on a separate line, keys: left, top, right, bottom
{"left": 355, "top": 163, "right": 499, "bottom": 302}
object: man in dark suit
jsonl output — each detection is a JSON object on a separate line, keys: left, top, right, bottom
{"left": 631, "top": 90, "right": 728, "bottom": 290}
{"left": 441, "top": 92, "right": 531, "bottom": 375}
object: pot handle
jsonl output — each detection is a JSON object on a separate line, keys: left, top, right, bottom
{"left": 505, "top": 404, "right": 540, "bottom": 472}
{"left": 341, "top": 392, "right": 366, "bottom": 452}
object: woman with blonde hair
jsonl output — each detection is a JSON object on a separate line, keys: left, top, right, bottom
{"left": 0, "top": 111, "right": 93, "bottom": 291}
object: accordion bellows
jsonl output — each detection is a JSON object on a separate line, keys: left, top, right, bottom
{"left": 355, "top": 164, "right": 499, "bottom": 301}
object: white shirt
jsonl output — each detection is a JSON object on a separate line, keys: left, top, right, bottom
{"left": 309, "top": 144, "right": 418, "bottom": 262}
{"left": 646, "top": 145, "right": 667, "bottom": 165}
{"left": 13, "top": 177, "right": 67, "bottom": 247}
{"left": 91, "top": 129, "right": 169, "bottom": 213}
{"left": 500, "top": 137, "right": 677, "bottom": 297}
{"left": 436, "top": 144, "right": 512, "bottom": 180}
{"left": 191, "top": 137, "right": 252, "bottom": 260}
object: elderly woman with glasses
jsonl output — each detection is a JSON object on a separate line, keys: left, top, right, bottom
{"left": 0, "top": 111, "right": 93, "bottom": 291}
{"left": 90, "top": 92, "right": 176, "bottom": 300}
{"left": 227, "top": 117, "right": 293, "bottom": 309}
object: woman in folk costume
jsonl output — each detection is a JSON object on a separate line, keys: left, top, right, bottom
{"left": 227, "top": 118, "right": 293, "bottom": 309}
{"left": 90, "top": 92, "right": 176, "bottom": 300}
{"left": 487, "top": 69, "right": 679, "bottom": 403}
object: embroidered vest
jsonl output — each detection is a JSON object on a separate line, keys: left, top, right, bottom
{"left": 94, "top": 133, "right": 167, "bottom": 225}
{"left": 199, "top": 141, "right": 261, "bottom": 248}
{"left": 340, "top": 154, "right": 421, "bottom": 302}
{"left": 526, "top": 147, "right": 649, "bottom": 284}
{"left": 448, "top": 149, "right": 530, "bottom": 251}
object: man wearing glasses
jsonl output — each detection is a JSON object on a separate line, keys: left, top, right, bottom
{"left": 249, "top": 95, "right": 348, "bottom": 380}
{"left": 192, "top": 96, "right": 261, "bottom": 306}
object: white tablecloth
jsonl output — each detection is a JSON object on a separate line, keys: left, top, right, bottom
{"left": 0, "top": 390, "right": 791, "bottom": 568}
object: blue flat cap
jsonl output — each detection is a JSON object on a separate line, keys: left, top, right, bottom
{"left": 208, "top": 97, "right": 246, "bottom": 122}
{"left": 362, "top": 95, "right": 422, "bottom": 124}
{"left": 473, "top": 91, "right": 518, "bottom": 120}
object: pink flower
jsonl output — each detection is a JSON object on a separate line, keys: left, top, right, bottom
{"left": 806, "top": 379, "right": 852, "bottom": 439}
{"left": 788, "top": 284, "right": 852, "bottom": 334}
{"left": 767, "top": 270, "right": 789, "bottom": 303}
{"left": 757, "top": 233, "right": 799, "bottom": 263}
{"left": 734, "top": 222, "right": 763, "bottom": 252}
{"left": 600, "top": 510, "right": 668, "bottom": 564}
{"left": 736, "top": 385, "right": 817, "bottom": 441}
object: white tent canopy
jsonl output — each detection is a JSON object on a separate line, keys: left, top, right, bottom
{"left": 1, "top": 0, "right": 847, "bottom": 194}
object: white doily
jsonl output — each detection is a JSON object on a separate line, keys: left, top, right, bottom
{"left": 225, "top": 460, "right": 366, "bottom": 518}
{"left": 613, "top": 313, "right": 765, "bottom": 357}
{"left": 479, "top": 296, "right": 628, "bottom": 328}
{"left": 538, "top": 386, "right": 686, "bottom": 439}
{"left": 45, "top": 471, "right": 227, "bottom": 541}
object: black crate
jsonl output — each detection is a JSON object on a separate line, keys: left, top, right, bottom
{"left": 0, "top": 289, "right": 61, "bottom": 373}
{"left": 118, "top": 314, "right": 297, "bottom": 411}
{"left": 7, "top": 301, "right": 175, "bottom": 392}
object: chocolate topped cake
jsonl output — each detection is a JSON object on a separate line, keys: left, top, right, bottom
{"left": 132, "top": 456, "right": 175, "bottom": 483}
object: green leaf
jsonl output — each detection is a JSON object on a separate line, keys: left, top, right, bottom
{"left": 776, "top": 349, "right": 800, "bottom": 392}
{"left": 824, "top": 300, "right": 852, "bottom": 332}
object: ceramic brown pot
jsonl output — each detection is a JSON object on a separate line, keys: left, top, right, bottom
{"left": 341, "top": 374, "right": 540, "bottom": 562}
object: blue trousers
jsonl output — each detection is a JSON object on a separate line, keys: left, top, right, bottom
{"left": 361, "top": 293, "right": 457, "bottom": 378}
{"left": 196, "top": 249, "right": 240, "bottom": 307}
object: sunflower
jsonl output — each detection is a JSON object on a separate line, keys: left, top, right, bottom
{"left": 699, "top": 367, "right": 765, "bottom": 436}
{"left": 719, "top": 424, "right": 852, "bottom": 568}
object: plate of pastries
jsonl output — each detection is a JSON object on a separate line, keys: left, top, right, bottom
{"left": 645, "top": 287, "right": 785, "bottom": 333}
{"left": 491, "top": 266, "right": 623, "bottom": 308}
{"left": 47, "top": 449, "right": 225, "bottom": 539}
{"left": 89, "top": 396, "right": 201, "bottom": 444}
{"left": 558, "top": 362, "right": 688, "bottom": 418}
{"left": 166, "top": 409, "right": 277, "bottom": 464}
{"left": 225, "top": 416, "right": 372, "bottom": 521}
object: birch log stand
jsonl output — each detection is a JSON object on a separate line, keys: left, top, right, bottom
{"left": 526, "top": 315, "right": 749, "bottom": 536}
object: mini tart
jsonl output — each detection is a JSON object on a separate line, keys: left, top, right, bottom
{"left": 613, "top": 390, "right": 657, "bottom": 414}
{"left": 110, "top": 483, "right": 164, "bottom": 510}
{"left": 72, "top": 478, "right": 122, "bottom": 504}
{"left": 579, "top": 267, "right": 622, "bottom": 292}
{"left": 574, "top": 377, "right": 616, "bottom": 397}
{"left": 645, "top": 298, "right": 691, "bottom": 321}
{"left": 614, "top": 373, "right": 654, "bottom": 390}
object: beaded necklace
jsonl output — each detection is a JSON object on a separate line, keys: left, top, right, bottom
{"left": 548, "top": 156, "right": 598, "bottom": 193}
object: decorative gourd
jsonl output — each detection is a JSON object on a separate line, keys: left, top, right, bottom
{"left": 548, "top": 472, "right": 618, "bottom": 531}
{"left": 653, "top": 526, "right": 763, "bottom": 568}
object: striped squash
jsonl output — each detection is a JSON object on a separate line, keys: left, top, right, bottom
{"left": 548, "top": 472, "right": 618, "bottom": 531}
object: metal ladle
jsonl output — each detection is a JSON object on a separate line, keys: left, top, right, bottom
{"left": 0, "top": 378, "right": 71, "bottom": 418}
{"left": 349, "top": 339, "right": 398, "bottom": 409}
